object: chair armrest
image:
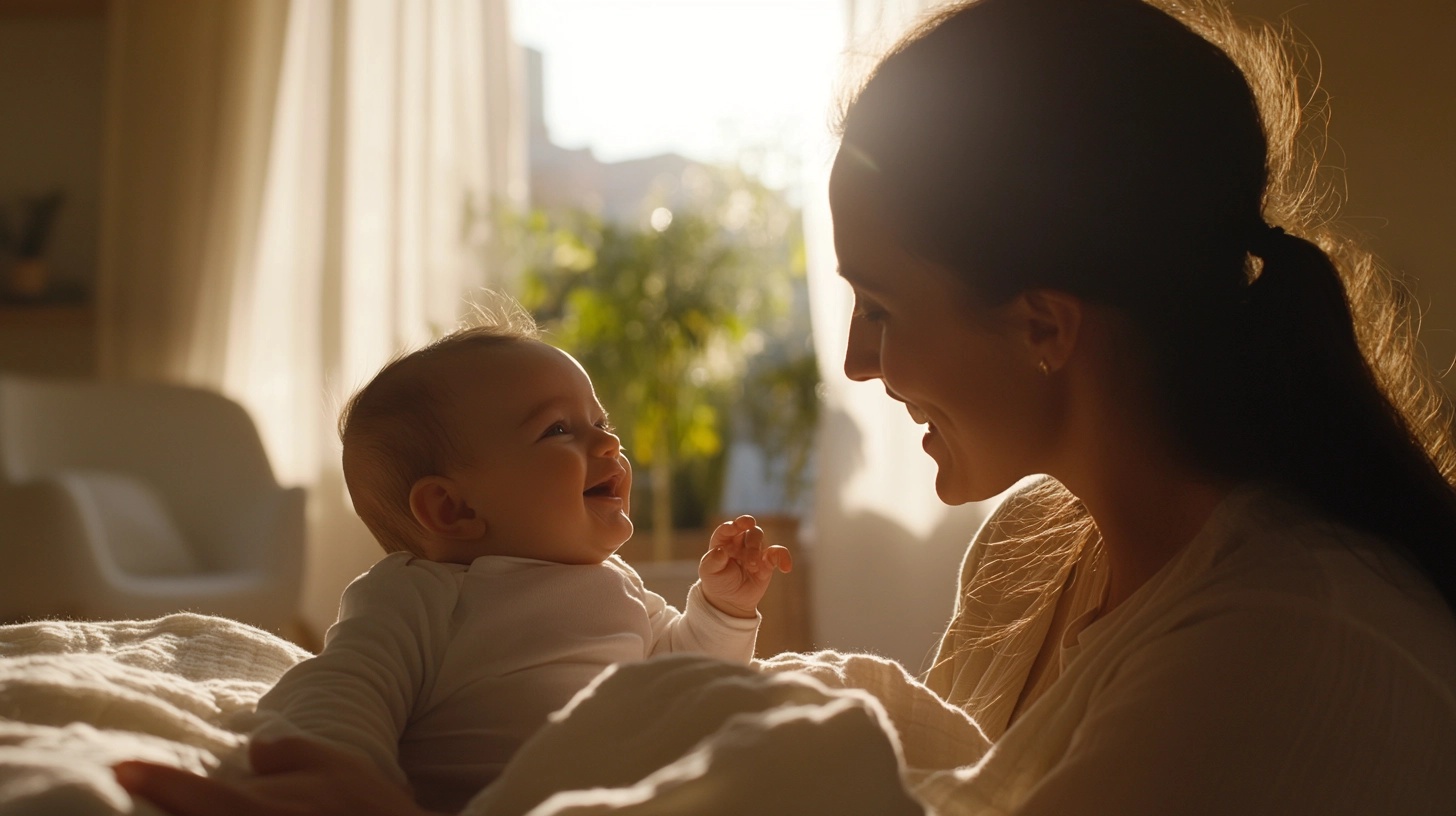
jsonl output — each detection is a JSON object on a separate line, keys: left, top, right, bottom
{"left": 208, "top": 485, "right": 306, "bottom": 597}
{"left": 1, "top": 477, "right": 308, "bottom": 628}
{"left": 0, "top": 478, "right": 114, "bottom": 620}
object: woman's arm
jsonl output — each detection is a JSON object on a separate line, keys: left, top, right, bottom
{"left": 115, "top": 737, "right": 443, "bottom": 816}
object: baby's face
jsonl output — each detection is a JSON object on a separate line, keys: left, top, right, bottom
{"left": 439, "top": 341, "right": 633, "bottom": 564}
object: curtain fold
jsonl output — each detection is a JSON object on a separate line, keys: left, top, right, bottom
{"left": 99, "top": 0, "right": 525, "bottom": 635}
{"left": 99, "top": 0, "right": 290, "bottom": 386}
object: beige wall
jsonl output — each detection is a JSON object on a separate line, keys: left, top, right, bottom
{"left": 0, "top": 11, "right": 105, "bottom": 376}
{"left": 1232, "top": 0, "right": 1456, "bottom": 381}
{"left": 0, "top": 12, "right": 106, "bottom": 298}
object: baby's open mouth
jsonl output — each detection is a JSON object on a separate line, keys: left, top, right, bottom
{"left": 584, "top": 474, "right": 621, "bottom": 499}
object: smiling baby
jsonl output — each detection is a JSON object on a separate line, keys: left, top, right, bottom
{"left": 248, "top": 302, "right": 791, "bottom": 813}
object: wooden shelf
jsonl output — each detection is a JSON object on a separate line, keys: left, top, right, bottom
{"left": 0, "top": 0, "right": 106, "bottom": 18}
{"left": 0, "top": 300, "right": 92, "bottom": 317}
{"left": 0, "top": 301, "right": 97, "bottom": 376}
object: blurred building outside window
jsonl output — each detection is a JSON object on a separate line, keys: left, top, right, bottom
{"left": 508, "top": 1, "right": 846, "bottom": 558}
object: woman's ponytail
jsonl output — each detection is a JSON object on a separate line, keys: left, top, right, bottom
{"left": 1233, "top": 225, "right": 1456, "bottom": 611}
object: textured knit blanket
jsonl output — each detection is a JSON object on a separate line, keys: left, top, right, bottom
{"left": 0, "top": 614, "right": 308, "bottom": 815}
{"left": 0, "top": 615, "right": 984, "bottom": 815}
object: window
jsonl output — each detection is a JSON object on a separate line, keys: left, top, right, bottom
{"left": 509, "top": 0, "right": 845, "bottom": 542}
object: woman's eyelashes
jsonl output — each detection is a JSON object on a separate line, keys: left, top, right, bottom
{"left": 853, "top": 303, "right": 888, "bottom": 323}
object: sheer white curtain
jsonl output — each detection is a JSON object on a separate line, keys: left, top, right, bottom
{"left": 99, "top": 0, "right": 291, "bottom": 387}
{"left": 804, "top": 0, "right": 991, "bottom": 670}
{"left": 99, "top": 0, "right": 525, "bottom": 635}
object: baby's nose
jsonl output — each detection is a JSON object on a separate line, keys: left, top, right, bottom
{"left": 593, "top": 428, "right": 622, "bottom": 456}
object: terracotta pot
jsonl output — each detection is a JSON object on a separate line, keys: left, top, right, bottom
{"left": 6, "top": 258, "right": 49, "bottom": 298}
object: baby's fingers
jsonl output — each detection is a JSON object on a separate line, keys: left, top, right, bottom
{"left": 765, "top": 545, "right": 793, "bottom": 573}
{"left": 700, "top": 546, "right": 731, "bottom": 575}
{"left": 708, "top": 514, "right": 758, "bottom": 550}
{"left": 740, "top": 522, "right": 765, "bottom": 555}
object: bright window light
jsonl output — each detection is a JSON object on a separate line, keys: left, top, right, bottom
{"left": 511, "top": 0, "right": 847, "bottom": 194}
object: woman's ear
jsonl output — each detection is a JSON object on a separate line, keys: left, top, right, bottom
{"left": 409, "top": 476, "right": 487, "bottom": 540}
{"left": 1010, "top": 289, "right": 1083, "bottom": 374}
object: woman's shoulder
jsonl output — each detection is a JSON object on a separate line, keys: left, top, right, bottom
{"left": 1205, "top": 484, "right": 1448, "bottom": 605}
{"left": 1155, "top": 484, "right": 1456, "bottom": 679}
{"left": 972, "top": 475, "right": 1062, "bottom": 541}
{"left": 956, "top": 476, "right": 1088, "bottom": 590}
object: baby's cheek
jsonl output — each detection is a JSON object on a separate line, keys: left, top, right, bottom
{"left": 620, "top": 456, "right": 634, "bottom": 501}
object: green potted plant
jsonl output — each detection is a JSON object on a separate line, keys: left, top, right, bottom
{"left": 0, "top": 191, "right": 66, "bottom": 300}
{"left": 505, "top": 169, "right": 812, "bottom": 561}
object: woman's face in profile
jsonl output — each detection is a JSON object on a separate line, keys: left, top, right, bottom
{"left": 830, "top": 155, "right": 1058, "bottom": 504}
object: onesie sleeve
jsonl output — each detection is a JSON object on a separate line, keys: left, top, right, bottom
{"left": 249, "top": 552, "right": 460, "bottom": 789}
{"left": 636, "top": 568, "right": 759, "bottom": 663}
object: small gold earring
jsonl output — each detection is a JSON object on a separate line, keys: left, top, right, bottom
{"left": 1037, "top": 359, "right": 1051, "bottom": 376}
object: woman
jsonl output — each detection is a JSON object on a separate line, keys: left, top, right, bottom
{"left": 829, "top": 0, "right": 1456, "bottom": 810}
{"left": 118, "top": 0, "right": 1456, "bottom": 812}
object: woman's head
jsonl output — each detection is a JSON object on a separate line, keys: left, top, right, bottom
{"left": 833, "top": 0, "right": 1274, "bottom": 498}
{"left": 834, "top": 0, "right": 1267, "bottom": 312}
{"left": 835, "top": 161, "right": 1075, "bottom": 503}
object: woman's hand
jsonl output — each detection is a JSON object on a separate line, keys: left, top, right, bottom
{"left": 114, "top": 736, "right": 442, "bottom": 816}
{"left": 698, "top": 514, "right": 793, "bottom": 618}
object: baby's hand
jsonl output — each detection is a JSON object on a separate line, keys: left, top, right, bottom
{"left": 698, "top": 515, "right": 792, "bottom": 619}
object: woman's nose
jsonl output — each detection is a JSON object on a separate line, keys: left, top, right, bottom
{"left": 842, "top": 317, "right": 882, "bottom": 382}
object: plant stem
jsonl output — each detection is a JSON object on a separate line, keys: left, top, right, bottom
{"left": 651, "top": 449, "right": 674, "bottom": 561}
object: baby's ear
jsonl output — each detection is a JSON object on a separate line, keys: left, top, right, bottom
{"left": 409, "top": 476, "right": 487, "bottom": 540}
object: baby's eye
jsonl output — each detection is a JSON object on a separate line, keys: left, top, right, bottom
{"left": 541, "top": 422, "right": 569, "bottom": 438}
{"left": 595, "top": 418, "right": 615, "bottom": 433}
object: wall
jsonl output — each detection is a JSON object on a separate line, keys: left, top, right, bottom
{"left": 0, "top": 5, "right": 106, "bottom": 376}
{"left": 0, "top": 9, "right": 106, "bottom": 299}
{"left": 1233, "top": 0, "right": 1456, "bottom": 373}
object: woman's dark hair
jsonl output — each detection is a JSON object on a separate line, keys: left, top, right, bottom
{"left": 838, "top": 0, "right": 1456, "bottom": 612}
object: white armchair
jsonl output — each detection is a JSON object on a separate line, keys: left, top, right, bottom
{"left": 0, "top": 374, "right": 305, "bottom": 633}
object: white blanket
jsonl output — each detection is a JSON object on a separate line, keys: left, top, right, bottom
{"left": 464, "top": 651, "right": 990, "bottom": 816}
{"left": 0, "top": 614, "right": 309, "bottom": 815}
{"left": 0, "top": 616, "right": 979, "bottom": 815}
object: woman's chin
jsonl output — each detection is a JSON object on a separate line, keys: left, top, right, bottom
{"left": 933, "top": 472, "right": 972, "bottom": 505}
{"left": 934, "top": 470, "right": 1010, "bottom": 506}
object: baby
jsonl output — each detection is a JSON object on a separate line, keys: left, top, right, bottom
{"left": 250, "top": 305, "right": 792, "bottom": 812}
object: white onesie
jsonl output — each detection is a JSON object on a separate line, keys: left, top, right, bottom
{"left": 252, "top": 552, "right": 758, "bottom": 812}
